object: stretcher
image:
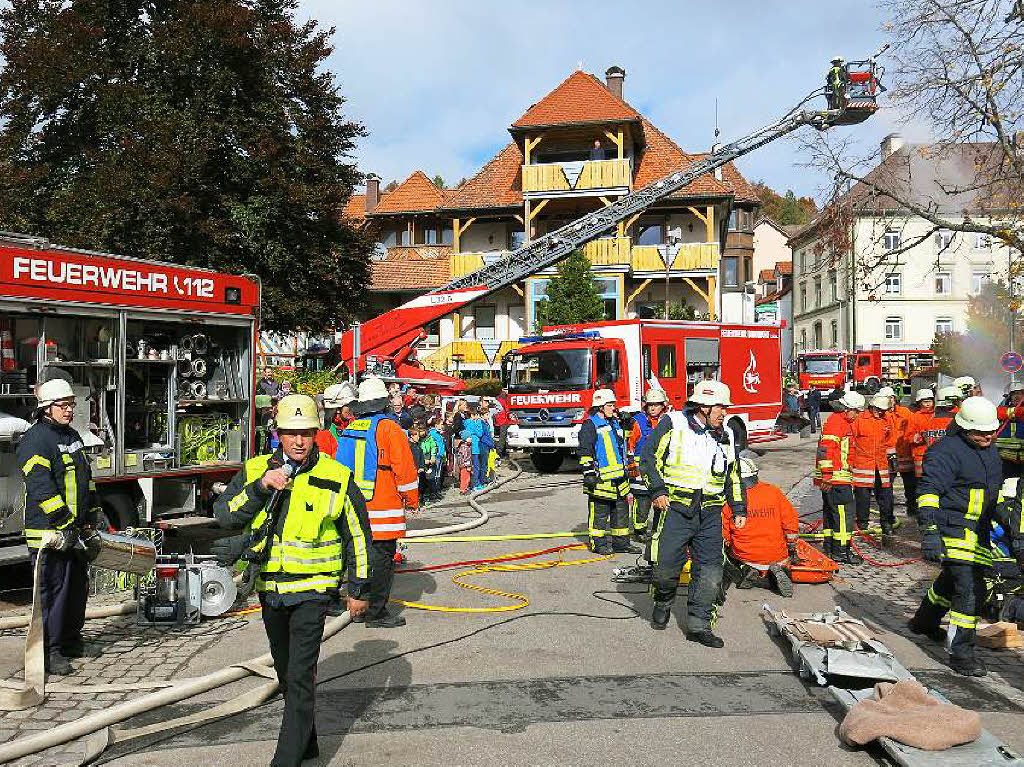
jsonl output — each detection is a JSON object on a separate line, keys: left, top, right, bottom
{"left": 762, "top": 605, "right": 1024, "bottom": 767}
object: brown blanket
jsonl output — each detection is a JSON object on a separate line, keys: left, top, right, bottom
{"left": 839, "top": 680, "right": 981, "bottom": 750}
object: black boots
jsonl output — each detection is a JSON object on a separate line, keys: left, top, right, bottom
{"left": 364, "top": 610, "right": 406, "bottom": 628}
{"left": 686, "top": 630, "right": 725, "bottom": 648}
{"left": 950, "top": 654, "right": 987, "bottom": 677}
{"left": 907, "top": 616, "right": 946, "bottom": 644}
{"left": 46, "top": 651, "right": 73, "bottom": 676}
{"left": 651, "top": 601, "right": 671, "bottom": 630}
{"left": 768, "top": 564, "right": 793, "bottom": 598}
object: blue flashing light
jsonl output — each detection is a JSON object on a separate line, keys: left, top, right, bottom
{"left": 517, "top": 330, "right": 600, "bottom": 344}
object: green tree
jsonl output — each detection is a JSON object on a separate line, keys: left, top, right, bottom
{"left": 752, "top": 182, "right": 818, "bottom": 226}
{"left": 432, "top": 174, "right": 445, "bottom": 189}
{"left": 533, "top": 251, "right": 605, "bottom": 330}
{"left": 0, "top": 0, "right": 371, "bottom": 332}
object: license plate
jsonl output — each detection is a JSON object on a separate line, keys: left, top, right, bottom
{"left": 534, "top": 429, "right": 555, "bottom": 438}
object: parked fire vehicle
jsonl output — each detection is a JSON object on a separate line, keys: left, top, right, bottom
{"left": 796, "top": 349, "right": 847, "bottom": 393}
{"left": 501, "top": 320, "right": 783, "bottom": 473}
{"left": 796, "top": 346, "right": 934, "bottom": 398}
{"left": 0, "top": 235, "right": 260, "bottom": 564}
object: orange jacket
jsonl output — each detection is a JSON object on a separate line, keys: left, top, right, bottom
{"left": 366, "top": 418, "right": 419, "bottom": 540}
{"left": 851, "top": 410, "right": 894, "bottom": 487}
{"left": 815, "top": 411, "right": 855, "bottom": 486}
{"left": 908, "top": 410, "right": 953, "bottom": 477}
{"left": 723, "top": 482, "right": 798, "bottom": 565}
{"left": 888, "top": 404, "right": 915, "bottom": 472}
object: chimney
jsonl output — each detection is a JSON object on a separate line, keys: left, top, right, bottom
{"left": 711, "top": 143, "right": 722, "bottom": 181}
{"left": 605, "top": 66, "right": 625, "bottom": 100}
{"left": 880, "top": 133, "right": 904, "bottom": 160}
{"left": 365, "top": 173, "right": 380, "bottom": 213}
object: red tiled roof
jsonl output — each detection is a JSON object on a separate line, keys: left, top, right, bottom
{"left": 758, "top": 268, "right": 775, "bottom": 283}
{"left": 369, "top": 251, "right": 451, "bottom": 291}
{"left": 371, "top": 171, "right": 445, "bottom": 215}
{"left": 343, "top": 193, "right": 367, "bottom": 223}
{"left": 776, "top": 261, "right": 793, "bottom": 274}
{"left": 439, "top": 143, "right": 524, "bottom": 211}
{"left": 512, "top": 70, "right": 641, "bottom": 129}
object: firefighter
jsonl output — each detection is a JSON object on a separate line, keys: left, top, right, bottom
{"left": 212, "top": 394, "right": 372, "bottom": 766}
{"left": 323, "top": 381, "right": 358, "bottom": 454}
{"left": 908, "top": 389, "right": 950, "bottom": 485}
{"left": 953, "top": 375, "right": 981, "bottom": 398}
{"left": 826, "top": 55, "right": 847, "bottom": 109}
{"left": 909, "top": 397, "right": 1003, "bottom": 677}
{"left": 627, "top": 388, "right": 669, "bottom": 543}
{"left": 579, "top": 388, "right": 637, "bottom": 555}
{"left": 815, "top": 389, "right": 865, "bottom": 564}
{"left": 18, "top": 378, "right": 103, "bottom": 676}
{"left": 337, "top": 376, "right": 419, "bottom": 628}
{"left": 722, "top": 458, "right": 800, "bottom": 597}
{"left": 643, "top": 380, "right": 746, "bottom": 647}
{"left": 995, "top": 376, "right": 1024, "bottom": 478}
{"left": 851, "top": 393, "right": 897, "bottom": 540}
{"left": 893, "top": 388, "right": 927, "bottom": 517}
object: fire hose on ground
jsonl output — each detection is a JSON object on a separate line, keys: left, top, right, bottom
{"left": 0, "top": 457, "right": 525, "bottom": 764}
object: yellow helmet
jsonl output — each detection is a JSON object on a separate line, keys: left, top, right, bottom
{"left": 276, "top": 394, "right": 321, "bottom": 430}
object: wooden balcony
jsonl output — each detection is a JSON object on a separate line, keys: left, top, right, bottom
{"left": 419, "top": 340, "right": 521, "bottom": 371}
{"left": 631, "top": 242, "right": 720, "bottom": 273}
{"left": 521, "top": 158, "right": 631, "bottom": 196}
{"left": 582, "top": 237, "right": 632, "bottom": 266}
{"left": 450, "top": 251, "right": 513, "bottom": 279}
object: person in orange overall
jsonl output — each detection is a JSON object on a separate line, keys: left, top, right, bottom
{"left": 814, "top": 390, "right": 865, "bottom": 564}
{"left": 878, "top": 386, "right": 917, "bottom": 519}
{"left": 722, "top": 458, "right": 800, "bottom": 597}
{"left": 337, "top": 376, "right": 419, "bottom": 629}
{"left": 851, "top": 393, "right": 896, "bottom": 539}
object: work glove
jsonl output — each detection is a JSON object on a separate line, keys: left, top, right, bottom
{"left": 211, "top": 534, "right": 250, "bottom": 567}
{"left": 583, "top": 470, "right": 598, "bottom": 492}
{"left": 921, "top": 526, "right": 943, "bottom": 563}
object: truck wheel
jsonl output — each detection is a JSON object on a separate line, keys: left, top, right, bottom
{"left": 531, "top": 451, "right": 565, "bottom": 474}
{"left": 97, "top": 488, "right": 141, "bottom": 531}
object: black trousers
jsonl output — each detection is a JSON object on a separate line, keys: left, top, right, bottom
{"left": 900, "top": 470, "right": 918, "bottom": 516}
{"left": 29, "top": 548, "right": 88, "bottom": 655}
{"left": 913, "top": 561, "right": 987, "bottom": 660}
{"left": 261, "top": 597, "right": 328, "bottom": 767}
{"left": 820, "top": 485, "right": 855, "bottom": 552}
{"left": 367, "top": 539, "right": 397, "bottom": 618}
{"left": 854, "top": 472, "right": 895, "bottom": 529}
{"left": 631, "top": 492, "right": 651, "bottom": 533}
{"left": 587, "top": 495, "right": 630, "bottom": 550}
{"left": 650, "top": 500, "right": 724, "bottom": 632}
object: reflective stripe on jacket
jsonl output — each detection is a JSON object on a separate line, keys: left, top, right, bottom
{"left": 815, "top": 412, "right": 854, "bottom": 486}
{"left": 653, "top": 411, "right": 740, "bottom": 505}
{"left": 996, "top": 405, "right": 1024, "bottom": 464}
{"left": 909, "top": 411, "right": 953, "bottom": 478}
{"left": 338, "top": 413, "right": 417, "bottom": 539}
{"left": 578, "top": 414, "right": 629, "bottom": 499}
{"left": 890, "top": 405, "right": 915, "bottom": 472}
{"left": 850, "top": 410, "right": 893, "bottom": 487}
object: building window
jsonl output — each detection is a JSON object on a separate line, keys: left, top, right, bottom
{"left": 397, "top": 226, "right": 410, "bottom": 246}
{"left": 975, "top": 233, "right": 992, "bottom": 251}
{"left": 814, "top": 278, "right": 821, "bottom": 307}
{"left": 636, "top": 218, "right": 665, "bottom": 246}
{"left": 657, "top": 345, "right": 676, "bottom": 378}
{"left": 936, "top": 230, "right": 954, "bottom": 250}
{"left": 800, "top": 250, "right": 806, "bottom": 273}
{"left": 799, "top": 283, "right": 807, "bottom": 313}
{"left": 829, "top": 270, "right": 838, "bottom": 302}
{"left": 425, "top": 321, "right": 440, "bottom": 346}
{"left": 800, "top": 328, "right": 807, "bottom": 350}
{"left": 884, "top": 272, "right": 902, "bottom": 295}
{"left": 884, "top": 316, "right": 903, "bottom": 341}
{"left": 830, "top": 320, "right": 839, "bottom": 347}
{"left": 884, "top": 229, "right": 901, "bottom": 251}
{"left": 593, "top": 277, "right": 620, "bottom": 320}
{"left": 935, "top": 317, "right": 954, "bottom": 335}
{"left": 722, "top": 257, "right": 739, "bottom": 288}
{"left": 473, "top": 305, "right": 496, "bottom": 339}
{"left": 744, "top": 256, "right": 753, "bottom": 285}
{"left": 813, "top": 321, "right": 823, "bottom": 348}
{"left": 935, "top": 272, "right": 952, "bottom": 295}
{"left": 509, "top": 227, "right": 526, "bottom": 250}
{"left": 972, "top": 271, "right": 990, "bottom": 294}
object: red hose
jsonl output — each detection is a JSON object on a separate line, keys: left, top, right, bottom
{"left": 396, "top": 544, "right": 582, "bottom": 574}
{"left": 851, "top": 530, "right": 920, "bottom": 568}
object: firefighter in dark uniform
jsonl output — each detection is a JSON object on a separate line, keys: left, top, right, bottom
{"left": 213, "top": 394, "right": 372, "bottom": 767}
{"left": 18, "top": 377, "right": 103, "bottom": 676}
{"left": 642, "top": 380, "right": 746, "bottom": 648}
{"left": 578, "top": 388, "right": 639, "bottom": 556}
{"left": 909, "top": 396, "right": 1003, "bottom": 677}
{"left": 826, "top": 56, "right": 847, "bottom": 109}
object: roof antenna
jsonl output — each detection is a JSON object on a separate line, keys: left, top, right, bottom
{"left": 714, "top": 98, "right": 720, "bottom": 142}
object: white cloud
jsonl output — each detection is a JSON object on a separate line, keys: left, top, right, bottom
{"left": 299, "top": 0, "right": 903, "bottom": 201}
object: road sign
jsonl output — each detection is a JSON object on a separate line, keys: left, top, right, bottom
{"left": 1001, "top": 351, "right": 1023, "bottom": 373}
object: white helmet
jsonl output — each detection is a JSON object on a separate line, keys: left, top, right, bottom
{"left": 738, "top": 457, "right": 759, "bottom": 480}
{"left": 357, "top": 376, "right": 389, "bottom": 404}
{"left": 323, "top": 381, "right": 357, "bottom": 409}
{"left": 914, "top": 388, "right": 935, "bottom": 403}
{"left": 832, "top": 56, "right": 845, "bottom": 64}
{"left": 869, "top": 394, "right": 892, "bottom": 411}
{"left": 689, "top": 380, "right": 732, "bottom": 407}
{"left": 1007, "top": 376, "right": 1024, "bottom": 395}
{"left": 592, "top": 389, "right": 616, "bottom": 408}
{"left": 954, "top": 396, "right": 1000, "bottom": 432}
{"left": 877, "top": 386, "right": 896, "bottom": 398}
{"left": 36, "top": 378, "right": 75, "bottom": 408}
{"left": 643, "top": 388, "right": 668, "bottom": 405}
{"left": 836, "top": 390, "right": 866, "bottom": 411}
{"left": 936, "top": 386, "right": 961, "bottom": 407}
{"left": 276, "top": 394, "right": 321, "bottom": 430}
{"left": 952, "top": 376, "right": 976, "bottom": 395}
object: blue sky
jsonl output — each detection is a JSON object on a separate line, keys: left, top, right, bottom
{"left": 299, "top": 0, "right": 913, "bottom": 203}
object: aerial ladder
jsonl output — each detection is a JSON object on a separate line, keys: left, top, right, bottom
{"left": 339, "top": 52, "right": 886, "bottom": 388}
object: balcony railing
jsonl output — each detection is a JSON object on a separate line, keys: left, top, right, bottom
{"left": 450, "top": 251, "right": 512, "bottom": 279}
{"left": 582, "top": 237, "right": 632, "bottom": 266}
{"left": 631, "top": 242, "right": 719, "bottom": 272}
{"left": 419, "top": 340, "right": 522, "bottom": 371}
{"left": 521, "top": 158, "right": 631, "bottom": 194}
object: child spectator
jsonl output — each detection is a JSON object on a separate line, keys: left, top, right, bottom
{"left": 460, "top": 405, "right": 486, "bottom": 490}
{"left": 456, "top": 435, "right": 474, "bottom": 494}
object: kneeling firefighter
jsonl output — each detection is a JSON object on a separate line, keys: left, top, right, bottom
{"left": 213, "top": 394, "right": 372, "bottom": 767}
{"left": 18, "top": 377, "right": 104, "bottom": 675}
{"left": 642, "top": 380, "right": 746, "bottom": 647}
{"left": 908, "top": 397, "right": 1003, "bottom": 677}
{"left": 579, "top": 388, "right": 639, "bottom": 555}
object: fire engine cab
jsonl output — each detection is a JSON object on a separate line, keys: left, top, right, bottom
{"left": 502, "top": 319, "right": 783, "bottom": 473}
{"left": 796, "top": 345, "right": 934, "bottom": 397}
{"left": 0, "top": 235, "right": 260, "bottom": 564}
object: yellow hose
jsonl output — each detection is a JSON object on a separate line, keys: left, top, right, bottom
{"left": 391, "top": 544, "right": 611, "bottom": 613}
{"left": 405, "top": 531, "right": 583, "bottom": 543}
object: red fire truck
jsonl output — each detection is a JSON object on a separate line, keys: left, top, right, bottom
{"left": 797, "top": 346, "right": 935, "bottom": 397}
{"left": 0, "top": 235, "right": 260, "bottom": 564}
{"left": 502, "top": 320, "right": 783, "bottom": 473}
